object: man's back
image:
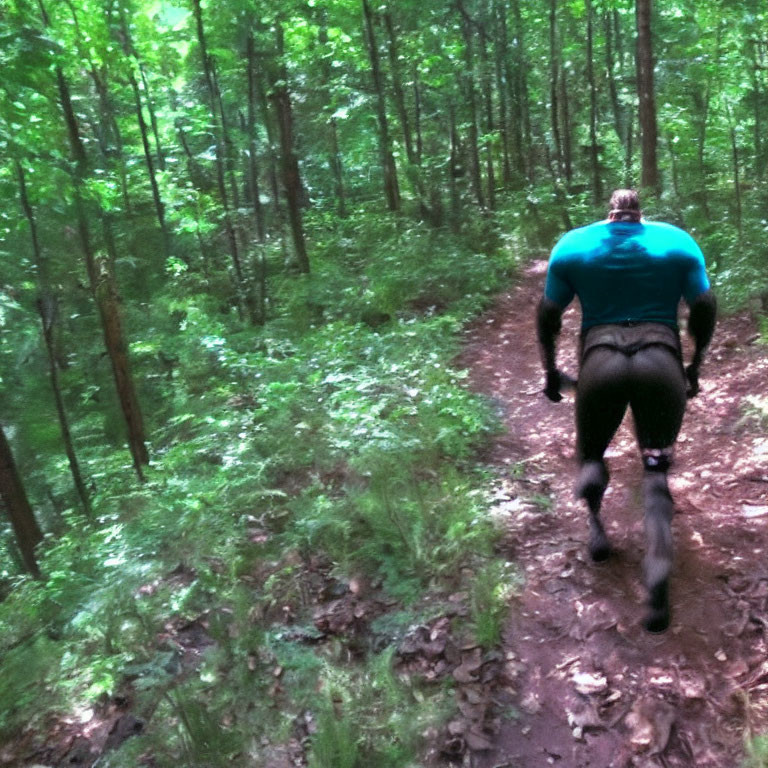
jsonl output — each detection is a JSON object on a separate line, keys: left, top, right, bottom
{"left": 545, "top": 220, "right": 710, "bottom": 329}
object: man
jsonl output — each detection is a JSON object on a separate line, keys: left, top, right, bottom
{"left": 537, "top": 189, "right": 716, "bottom": 632}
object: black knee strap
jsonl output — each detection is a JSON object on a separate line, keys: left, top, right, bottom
{"left": 642, "top": 452, "right": 672, "bottom": 473}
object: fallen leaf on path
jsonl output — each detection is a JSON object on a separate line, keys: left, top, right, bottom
{"left": 572, "top": 669, "right": 608, "bottom": 696}
{"left": 679, "top": 672, "right": 706, "bottom": 700}
{"left": 742, "top": 504, "right": 768, "bottom": 518}
{"left": 453, "top": 648, "right": 483, "bottom": 683}
{"left": 625, "top": 698, "right": 675, "bottom": 755}
{"left": 465, "top": 726, "right": 495, "bottom": 751}
{"left": 566, "top": 698, "right": 604, "bottom": 738}
{"left": 520, "top": 690, "right": 542, "bottom": 715}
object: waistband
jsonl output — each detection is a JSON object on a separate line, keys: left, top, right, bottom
{"left": 581, "top": 322, "right": 682, "bottom": 360}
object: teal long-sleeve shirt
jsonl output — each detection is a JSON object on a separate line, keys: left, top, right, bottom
{"left": 544, "top": 220, "right": 710, "bottom": 330}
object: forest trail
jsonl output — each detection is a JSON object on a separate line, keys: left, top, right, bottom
{"left": 459, "top": 261, "right": 768, "bottom": 768}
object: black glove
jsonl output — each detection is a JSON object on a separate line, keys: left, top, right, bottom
{"left": 543, "top": 369, "right": 577, "bottom": 402}
{"left": 685, "top": 364, "right": 700, "bottom": 399}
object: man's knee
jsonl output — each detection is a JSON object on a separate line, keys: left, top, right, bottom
{"left": 576, "top": 460, "right": 609, "bottom": 504}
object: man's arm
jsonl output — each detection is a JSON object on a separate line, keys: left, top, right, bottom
{"left": 537, "top": 297, "right": 570, "bottom": 402}
{"left": 685, "top": 290, "right": 717, "bottom": 398}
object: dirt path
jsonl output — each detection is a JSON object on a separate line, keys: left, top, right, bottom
{"left": 459, "top": 261, "right": 768, "bottom": 768}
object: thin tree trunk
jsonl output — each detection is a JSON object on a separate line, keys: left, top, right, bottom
{"left": 493, "top": 0, "right": 513, "bottom": 187}
{"left": 16, "top": 160, "right": 92, "bottom": 517}
{"left": 92, "top": 253, "right": 149, "bottom": 479}
{"left": 542, "top": 136, "right": 573, "bottom": 232}
{"left": 511, "top": 0, "right": 532, "bottom": 180}
{"left": 457, "top": 0, "right": 486, "bottom": 209}
{"left": 636, "top": 0, "right": 660, "bottom": 194}
{"left": 751, "top": 36, "right": 766, "bottom": 179}
{"left": 478, "top": 26, "right": 497, "bottom": 210}
{"left": 362, "top": 0, "right": 400, "bottom": 211}
{"left": 245, "top": 32, "right": 266, "bottom": 240}
{"left": 559, "top": 60, "right": 572, "bottom": 184}
{"left": 727, "top": 105, "right": 744, "bottom": 246}
{"left": 413, "top": 64, "right": 423, "bottom": 164}
{"left": 138, "top": 65, "right": 165, "bottom": 171}
{"left": 114, "top": 1, "right": 166, "bottom": 173}
{"left": 448, "top": 101, "right": 462, "bottom": 231}
{"left": 37, "top": 297, "right": 93, "bottom": 516}
{"left": 605, "top": 8, "right": 633, "bottom": 184}
{"left": 586, "top": 0, "right": 602, "bottom": 203}
{"left": 384, "top": 11, "right": 414, "bottom": 163}
{"left": 256, "top": 68, "right": 287, "bottom": 255}
{"left": 329, "top": 117, "right": 347, "bottom": 219}
{"left": 604, "top": 10, "right": 623, "bottom": 151}
{"left": 192, "top": 0, "right": 255, "bottom": 321}
{"left": 317, "top": 13, "right": 347, "bottom": 219}
{"left": 0, "top": 425, "right": 42, "bottom": 578}
{"left": 271, "top": 22, "right": 310, "bottom": 274}
{"left": 211, "top": 60, "right": 241, "bottom": 212}
{"left": 44, "top": 0, "right": 150, "bottom": 478}
{"left": 384, "top": 10, "right": 431, "bottom": 217}
{"left": 129, "top": 70, "right": 170, "bottom": 256}
{"left": 665, "top": 133, "right": 682, "bottom": 211}
{"left": 549, "top": 0, "right": 564, "bottom": 178}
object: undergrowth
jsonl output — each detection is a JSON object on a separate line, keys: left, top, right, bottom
{"left": 0, "top": 210, "right": 523, "bottom": 765}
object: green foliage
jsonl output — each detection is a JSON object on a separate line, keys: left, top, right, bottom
{"left": 745, "top": 734, "right": 768, "bottom": 768}
{"left": 0, "top": 208, "right": 511, "bottom": 761}
{"left": 471, "top": 561, "right": 521, "bottom": 649}
{"left": 308, "top": 700, "right": 361, "bottom": 768}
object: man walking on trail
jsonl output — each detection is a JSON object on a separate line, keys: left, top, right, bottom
{"left": 536, "top": 189, "right": 717, "bottom": 633}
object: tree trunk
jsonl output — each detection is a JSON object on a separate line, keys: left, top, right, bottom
{"left": 665, "top": 133, "right": 682, "bottom": 211}
{"left": 114, "top": 2, "right": 166, "bottom": 173}
{"left": 271, "top": 23, "right": 310, "bottom": 274}
{"left": 413, "top": 64, "right": 423, "bottom": 165}
{"left": 384, "top": 11, "right": 414, "bottom": 164}
{"left": 493, "top": 0, "right": 513, "bottom": 187}
{"left": 541, "top": 130, "right": 573, "bottom": 231}
{"left": 38, "top": 297, "right": 93, "bottom": 517}
{"left": 138, "top": 65, "right": 166, "bottom": 171}
{"left": 549, "top": 0, "right": 564, "bottom": 179}
{"left": 328, "top": 117, "right": 347, "bottom": 219}
{"left": 586, "top": 0, "right": 602, "bottom": 203}
{"left": 511, "top": 0, "right": 532, "bottom": 180}
{"left": 478, "top": 26, "right": 497, "bottom": 210}
{"left": 93, "top": 213, "right": 150, "bottom": 479}
{"left": 604, "top": 8, "right": 632, "bottom": 184}
{"left": 192, "top": 0, "right": 256, "bottom": 321}
{"left": 42, "top": 0, "right": 149, "bottom": 478}
{"left": 211, "top": 60, "right": 241, "bottom": 212}
{"left": 129, "top": 70, "right": 170, "bottom": 257}
{"left": 0, "top": 426, "right": 42, "bottom": 578}
{"left": 692, "top": 84, "right": 711, "bottom": 214}
{"left": 727, "top": 105, "right": 744, "bottom": 246}
{"left": 750, "top": 35, "right": 767, "bottom": 180}
{"left": 448, "top": 101, "right": 462, "bottom": 231}
{"left": 16, "top": 160, "right": 92, "bottom": 517}
{"left": 559, "top": 60, "right": 572, "bottom": 184}
{"left": 384, "top": 10, "right": 431, "bottom": 217}
{"left": 457, "top": 0, "right": 486, "bottom": 209}
{"left": 256, "top": 66, "right": 288, "bottom": 263}
{"left": 245, "top": 33, "right": 266, "bottom": 239}
{"left": 635, "top": 0, "right": 660, "bottom": 194}
{"left": 362, "top": 0, "right": 400, "bottom": 211}
{"left": 317, "top": 13, "right": 347, "bottom": 219}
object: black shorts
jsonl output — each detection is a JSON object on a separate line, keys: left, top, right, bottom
{"left": 576, "top": 323, "right": 687, "bottom": 462}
